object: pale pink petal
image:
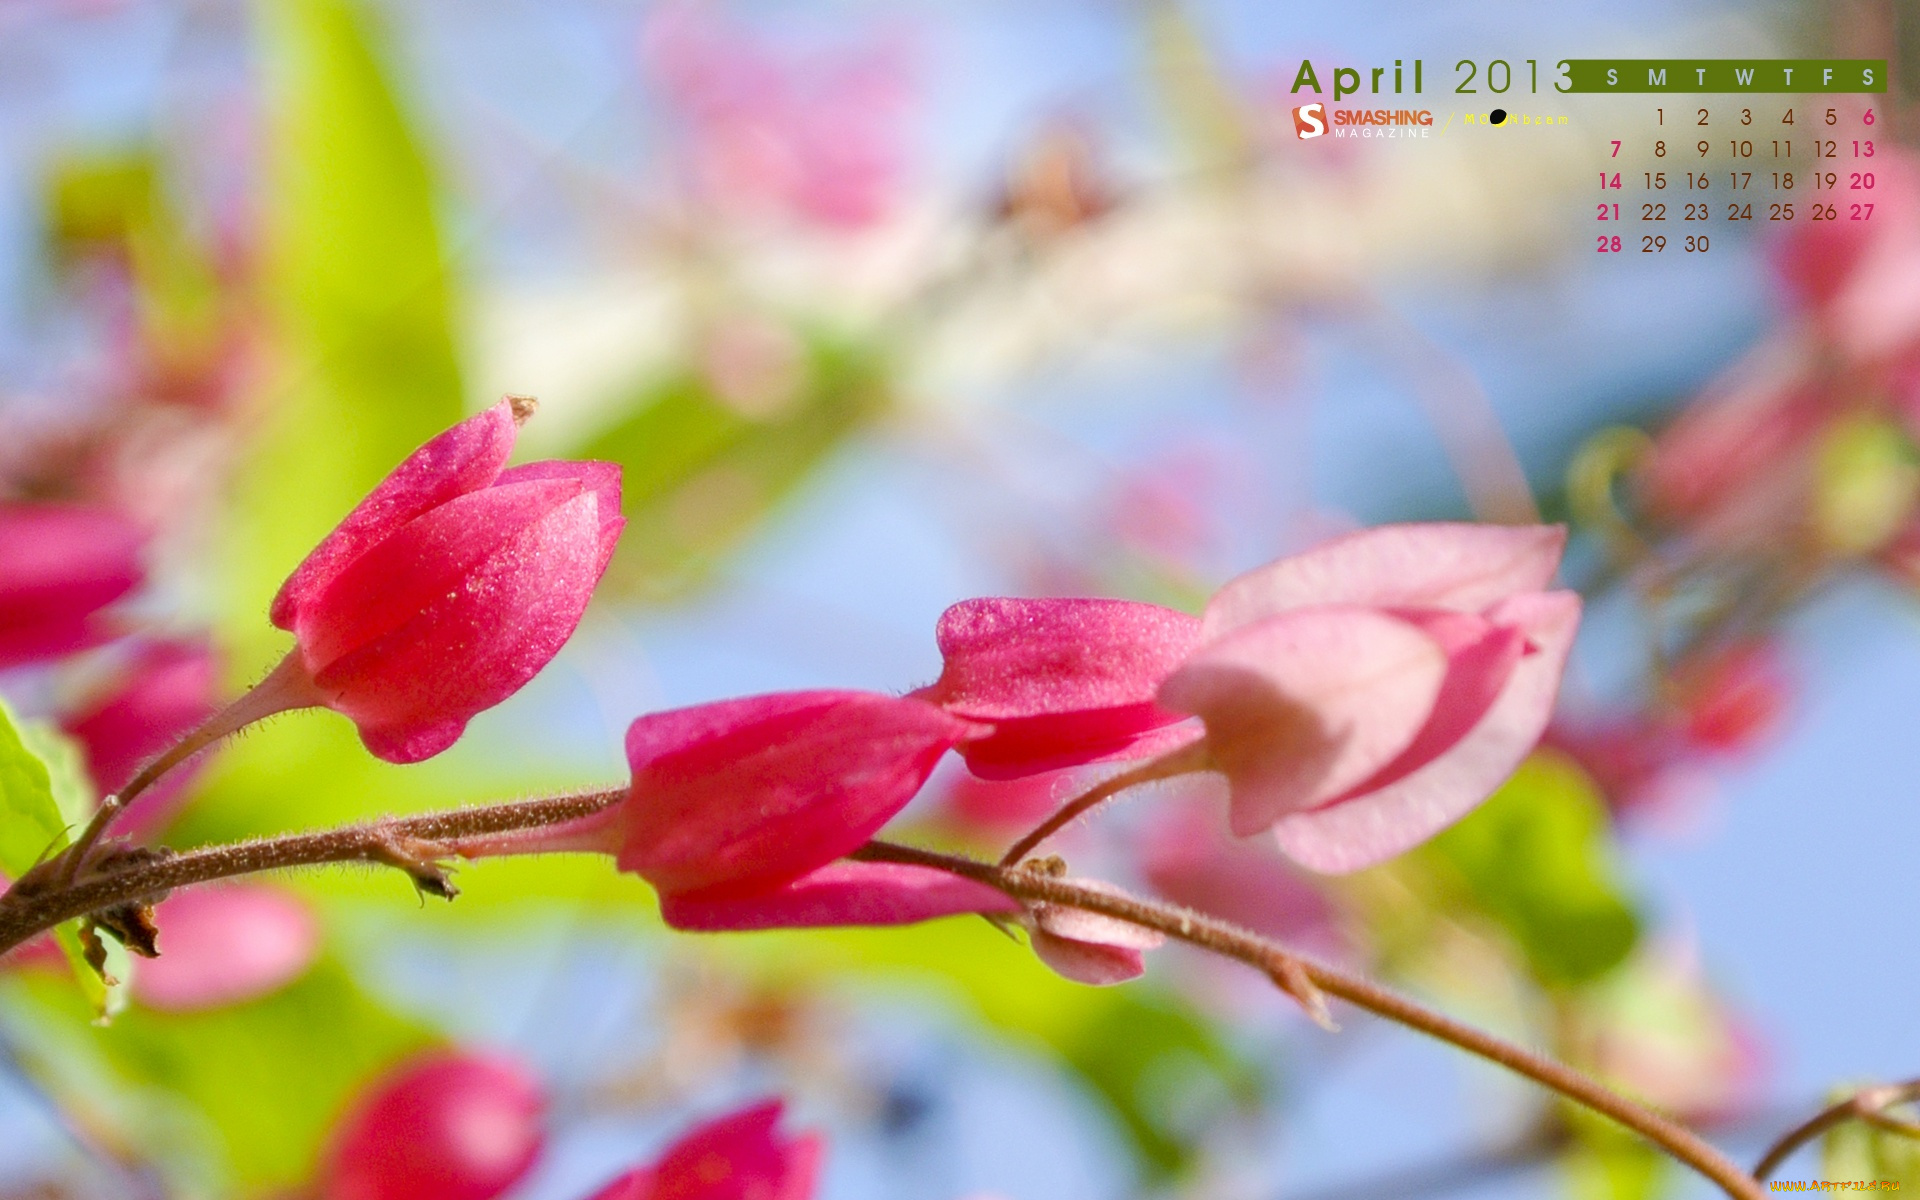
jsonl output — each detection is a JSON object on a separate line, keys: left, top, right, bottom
{"left": 134, "top": 885, "right": 320, "bottom": 1011}
{"left": 1031, "top": 885, "right": 1166, "bottom": 951}
{"left": 271, "top": 398, "right": 517, "bottom": 629}
{"left": 1158, "top": 606, "right": 1449, "bottom": 835}
{"left": 1201, "top": 523, "right": 1566, "bottom": 637}
{"left": 660, "top": 862, "right": 1016, "bottom": 931}
{"left": 1328, "top": 608, "right": 1530, "bottom": 800}
{"left": 1030, "top": 929, "right": 1147, "bottom": 986}
{"left": 1275, "top": 590, "right": 1582, "bottom": 873}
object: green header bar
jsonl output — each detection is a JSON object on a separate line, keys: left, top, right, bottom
{"left": 1561, "top": 59, "right": 1886, "bottom": 93}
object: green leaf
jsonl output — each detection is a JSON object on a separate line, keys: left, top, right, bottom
{"left": 0, "top": 698, "right": 69, "bottom": 879}
{"left": 1561, "top": 1109, "right": 1670, "bottom": 1200}
{"left": 226, "top": 0, "right": 464, "bottom": 663}
{"left": 1422, "top": 752, "right": 1642, "bottom": 988}
{"left": 1823, "top": 1096, "right": 1920, "bottom": 1187}
{"left": 576, "top": 335, "right": 892, "bottom": 599}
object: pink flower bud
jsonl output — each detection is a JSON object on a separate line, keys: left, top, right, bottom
{"left": 270, "top": 398, "right": 624, "bottom": 763}
{"left": 132, "top": 883, "right": 319, "bottom": 1011}
{"left": 584, "top": 1099, "right": 821, "bottom": 1200}
{"left": 62, "top": 639, "right": 219, "bottom": 839}
{"left": 917, "top": 597, "right": 1201, "bottom": 778}
{"left": 0, "top": 502, "right": 144, "bottom": 670}
{"left": 659, "top": 861, "right": 1017, "bottom": 931}
{"left": 322, "top": 1050, "right": 546, "bottom": 1200}
{"left": 615, "top": 691, "right": 984, "bottom": 901}
{"left": 1162, "top": 523, "right": 1580, "bottom": 873}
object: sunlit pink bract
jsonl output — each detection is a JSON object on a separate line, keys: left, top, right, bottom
{"left": 270, "top": 398, "right": 623, "bottom": 763}
{"left": 616, "top": 690, "right": 982, "bottom": 902}
{"left": 917, "top": 597, "right": 1201, "bottom": 778}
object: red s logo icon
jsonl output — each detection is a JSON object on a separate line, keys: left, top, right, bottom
{"left": 1293, "top": 103, "right": 1326, "bottom": 139}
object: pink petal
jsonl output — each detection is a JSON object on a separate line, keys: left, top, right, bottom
{"left": 296, "top": 477, "right": 584, "bottom": 670}
{"left": 1274, "top": 590, "right": 1582, "bottom": 873}
{"left": 919, "top": 597, "right": 1201, "bottom": 778}
{"left": 583, "top": 1167, "right": 655, "bottom": 1200}
{"left": 1158, "top": 606, "right": 1450, "bottom": 835}
{"left": 618, "top": 692, "right": 982, "bottom": 898}
{"left": 660, "top": 862, "right": 1017, "bottom": 931}
{"left": 1029, "top": 929, "right": 1147, "bottom": 986}
{"left": 493, "top": 459, "right": 625, "bottom": 567}
{"left": 1202, "top": 523, "right": 1566, "bottom": 638}
{"left": 315, "top": 490, "right": 612, "bottom": 763}
{"left": 271, "top": 398, "right": 517, "bottom": 630}
{"left": 640, "top": 1100, "right": 822, "bottom": 1200}
{"left": 133, "top": 884, "right": 320, "bottom": 1012}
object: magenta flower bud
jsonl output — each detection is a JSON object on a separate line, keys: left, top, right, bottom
{"left": 0, "top": 502, "right": 144, "bottom": 670}
{"left": 659, "top": 861, "right": 1018, "bottom": 931}
{"left": 322, "top": 1050, "right": 546, "bottom": 1200}
{"left": 614, "top": 691, "right": 983, "bottom": 901}
{"left": 584, "top": 1099, "right": 821, "bottom": 1200}
{"left": 269, "top": 398, "right": 624, "bottom": 763}
{"left": 1162, "top": 523, "right": 1581, "bottom": 873}
{"left": 917, "top": 597, "right": 1201, "bottom": 779}
{"left": 62, "top": 639, "right": 219, "bottom": 839}
{"left": 132, "top": 883, "right": 319, "bottom": 1011}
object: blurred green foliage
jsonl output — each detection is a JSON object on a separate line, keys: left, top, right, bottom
{"left": 1823, "top": 1098, "right": 1920, "bottom": 1187}
{"left": 1423, "top": 753, "right": 1643, "bottom": 989}
{"left": 577, "top": 336, "right": 893, "bottom": 599}
{"left": 5, "top": 957, "right": 432, "bottom": 1194}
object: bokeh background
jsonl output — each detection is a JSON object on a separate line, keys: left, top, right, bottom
{"left": 1, "top": 0, "right": 1918, "bottom": 1197}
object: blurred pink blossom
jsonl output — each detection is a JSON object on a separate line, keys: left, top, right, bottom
{"left": 0, "top": 502, "right": 145, "bottom": 670}
{"left": 62, "top": 639, "right": 219, "bottom": 839}
{"left": 584, "top": 1099, "right": 820, "bottom": 1200}
{"left": 643, "top": 3, "right": 911, "bottom": 230}
{"left": 133, "top": 884, "right": 319, "bottom": 1011}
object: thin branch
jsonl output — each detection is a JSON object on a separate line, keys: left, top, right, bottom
{"left": 997, "top": 740, "right": 1211, "bottom": 867}
{"left": 852, "top": 840, "right": 1766, "bottom": 1200}
{"left": 60, "top": 651, "right": 322, "bottom": 884}
{"left": 1752, "top": 1078, "right": 1920, "bottom": 1182}
{"left": 0, "top": 788, "right": 627, "bottom": 958}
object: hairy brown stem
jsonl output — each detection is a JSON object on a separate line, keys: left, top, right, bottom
{"left": 59, "top": 651, "right": 324, "bottom": 884}
{"left": 0, "top": 788, "right": 627, "bottom": 958}
{"left": 0, "top": 787, "right": 1765, "bottom": 1199}
{"left": 852, "top": 839, "right": 1766, "bottom": 1200}
{"left": 998, "top": 740, "right": 1212, "bottom": 867}
{"left": 1751, "top": 1078, "right": 1920, "bottom": 1182}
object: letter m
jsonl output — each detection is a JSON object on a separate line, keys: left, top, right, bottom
{"left": 1648, "top": 68, "right": 1667, "bottom": 86}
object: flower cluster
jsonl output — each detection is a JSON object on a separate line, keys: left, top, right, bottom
{"left": 8, "top": 404, "right": 1579, "bottom": 1000}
